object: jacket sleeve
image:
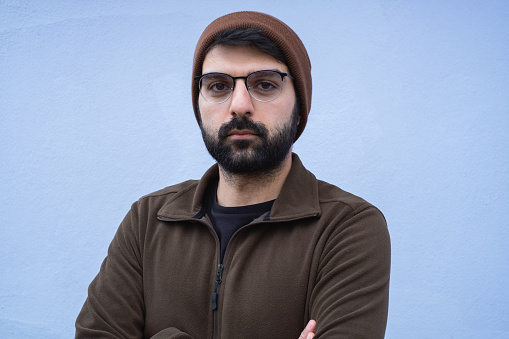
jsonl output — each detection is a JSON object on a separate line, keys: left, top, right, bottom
{"left": 310, "top": 205, "right": 391, "bottom": 338}
{"left": 75, "top": 203, "right": 145, "bottom": 338}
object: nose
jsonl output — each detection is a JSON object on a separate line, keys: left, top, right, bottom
{"left": 229, "top": 79, "right": 254, "bottom": 117}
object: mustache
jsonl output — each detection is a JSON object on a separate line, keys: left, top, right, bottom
{"left": 217, "top": 115, "right": 268, "bottom": 139}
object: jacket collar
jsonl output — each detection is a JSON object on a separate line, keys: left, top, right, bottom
{"left": 157, "top": 153, "right": 321, "bottom": 220}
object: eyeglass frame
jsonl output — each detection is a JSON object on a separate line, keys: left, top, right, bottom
{"left": 194, "top": 69, "right": 295, "bottom": 104}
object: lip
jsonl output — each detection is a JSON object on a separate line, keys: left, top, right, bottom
{"left": 227, "top": 129, "right": 257, "bottom": 139}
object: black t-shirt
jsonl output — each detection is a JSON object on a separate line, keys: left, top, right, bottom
{"left": 204, "top": 180, "right": 274, "bottom": 263}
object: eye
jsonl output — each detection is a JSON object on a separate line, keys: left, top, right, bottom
{"left": 247, "top": 71, "right": 282, "bottom": 96}
{"left": 254, "top": 81, "right": 277, "bottom": 91}
{"left": 250, "top": 78, "right": 281, "bottom": 96}
{"left": 201, "top": 74, "right": 232, "bottom": 97}
{"left": 209, "top": 82, "right": 230, "bottom": 92}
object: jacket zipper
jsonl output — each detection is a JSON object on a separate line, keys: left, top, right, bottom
{"left": 212, "top": 262, "right": 223, "bottom": 339}
{"left": 211, "top": 264, "right": 223, "bottom": 310}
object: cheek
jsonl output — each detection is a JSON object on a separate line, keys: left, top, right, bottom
{"left": 198, "top": 100, "right": 216, "bottom": 124}
{"left": 199, "top": 113, "right": 224, "bottom": 135}
{"left": 199, "top": 97, "right": 229, "bottom": 122}
{"left": 270, "top": 100, "right": 295, "bottom": 123}
{"left": 274, "top": 88, "right": 296, "bottom": 116}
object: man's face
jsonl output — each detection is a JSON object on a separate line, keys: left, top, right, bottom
{"left": 198, "top": 44, "right": 298, "bottom": 174}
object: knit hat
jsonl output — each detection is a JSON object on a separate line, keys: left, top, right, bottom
{"left": 192, "top": 11, "right": 312, "bottom": 141}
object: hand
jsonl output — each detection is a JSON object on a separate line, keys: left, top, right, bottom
{"left": 298, "top": 320, "right": 316, "bottom": 339}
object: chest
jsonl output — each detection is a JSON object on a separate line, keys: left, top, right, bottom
{"left": 142, "top": 219, "right": 317, "bottom": 338}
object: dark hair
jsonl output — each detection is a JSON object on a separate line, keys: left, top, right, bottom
{"left": 205, "top": 27, "right": 287, "bottom": 65}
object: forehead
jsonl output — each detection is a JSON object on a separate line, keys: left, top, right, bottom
{"left": 202, "top": 45, "right": 289, "bottom": 76}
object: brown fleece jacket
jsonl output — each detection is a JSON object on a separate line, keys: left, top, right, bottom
{"left": 76, "top": 154, "right": 390, "bottom": 338}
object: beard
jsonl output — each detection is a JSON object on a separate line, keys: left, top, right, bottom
{"left": 200, "top": 105, "right": 299, "bottom": 175}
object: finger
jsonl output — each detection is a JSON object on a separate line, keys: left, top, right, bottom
{"left": 306, "top": 320, "right": 316, "bottom": 332}
{"left": 299, "top": 320, "right": 316, "bottom": 339}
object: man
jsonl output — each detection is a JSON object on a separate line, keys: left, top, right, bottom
{"left": 76, "top": 11, "right": 390, "bottom": 339}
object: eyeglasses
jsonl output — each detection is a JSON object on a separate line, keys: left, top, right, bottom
{"left": 194, "top": 70, "right": 295, "bottom": 104}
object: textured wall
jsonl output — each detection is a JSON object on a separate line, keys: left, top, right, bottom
{"left": 1, "top": 1, "right": 508, "bottom": 338}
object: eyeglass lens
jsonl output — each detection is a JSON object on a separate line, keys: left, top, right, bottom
{"left": 199, "top": 71, "right": 284, "bottom": 104}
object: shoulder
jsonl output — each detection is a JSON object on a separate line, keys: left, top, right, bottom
{"left": 127, "top": 180, "right": 200, "bottom": 215}
{"left": 317, "top": 180, "right": 371, "bottom": 210}
{"left": 316, "top": 179, "right": 387, "bottom": 228}
{"left": 314, "top": 179, "right": 390, "bottom": 264}
{"left": 139, "top": 180, "right": 199, "bottom": 201}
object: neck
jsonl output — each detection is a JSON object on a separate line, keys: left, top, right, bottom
{"left": 216, "top": 152, "right": 293, "bottom": 207}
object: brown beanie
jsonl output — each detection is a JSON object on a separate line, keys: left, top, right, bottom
{"left": 192, "top": 11, "right": 312, "bottom": 141}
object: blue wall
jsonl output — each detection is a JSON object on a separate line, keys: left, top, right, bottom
{"left": 1, "top": 1, "right": 508, "bottom": 338}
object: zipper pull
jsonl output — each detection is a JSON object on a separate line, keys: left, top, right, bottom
{"left": 211, "top": 264, "right": 223, "bottom": 310}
